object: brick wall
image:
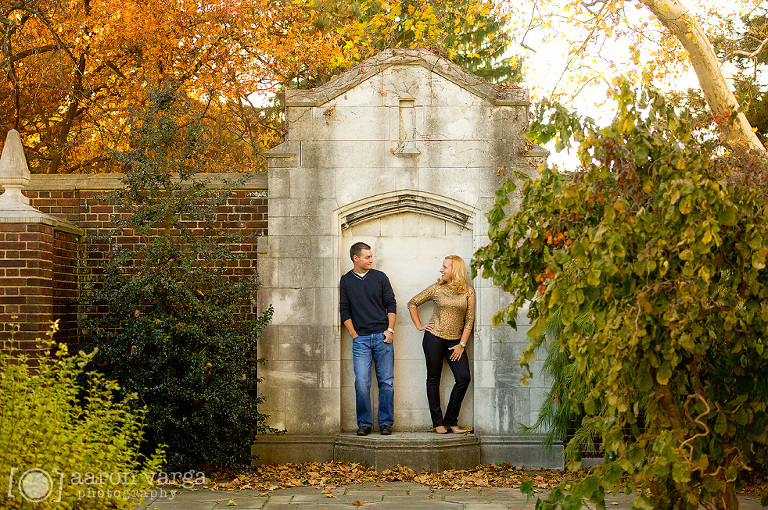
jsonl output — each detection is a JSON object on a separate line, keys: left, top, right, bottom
{"left": 52, "top": 229, "right": 81, "bottom": 346}
{"left": 0, "top": 223, "right": 51, "bottom": 347}
{"left": 1, "top": 173, "right": 268, "bottom": 348}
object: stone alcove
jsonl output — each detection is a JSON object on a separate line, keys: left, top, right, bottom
{"left": 254, "top": 48, "right": 558, "bottom": 468}
{"left": 336, "top": 191, "right": 478, "bottom": 432}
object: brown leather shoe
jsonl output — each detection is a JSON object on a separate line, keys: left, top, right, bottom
{"left": 434, "top": 425, "right": 448, "bottom": 434}
{"left": 449, "top": 426, "right": 466, "bottom": 434}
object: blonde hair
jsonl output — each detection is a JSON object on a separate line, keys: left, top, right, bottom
{"left": 438, "top": 255, "right": 469, "bottom": 294}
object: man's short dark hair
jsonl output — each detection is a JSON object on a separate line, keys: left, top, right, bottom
{"left": 350, "top": 242, "right": 371, "bottom": 261}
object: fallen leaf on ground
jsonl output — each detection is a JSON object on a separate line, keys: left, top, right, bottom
{"left": 202, "top": 461, "right": 767, "bottom": 496}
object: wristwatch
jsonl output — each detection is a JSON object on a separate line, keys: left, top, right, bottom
{"left": 387, "top": 328, "right": 394, "bottom": 333}
{"left": 460, "top": 341, "right": 466, "bottom": 347}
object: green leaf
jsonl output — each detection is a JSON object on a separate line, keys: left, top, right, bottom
{"left": 672, "top": 461, "right": 691, "bottom": 483}
{"left": 520, "top": 479, "right": 534, "bottom": 499}
{"left": 561, "top": 305, "right": 575, "bottom": 325}
{"left": 563, "top": 494, "right": 584, "bottom": 510}
{"left": 752, "top": 247, "right": 768, "bottom": 269}
{"left": 714, "top": 413, "right": 727, "bottom": 435}
{"left": 527, "top": 318, "right": 546, "bottom": 337}
{"left": 679, "top": 196, "right": 693, "bottom": 214}
{"left": 718, "top": 206, "right": 737, "bottom": 225}
{"left": 748, "top": 233, "right": 764, "bottom": 251}
{"left": 637, "top": 369, "right": 653, "bottom": 391}
{"left": 633, "top": 494, "right": 655, "bottom": 510}
{"left": 584, "top": 396, "right": 596, "bottom": 415}
{"left": 735, "top": 407, "right": 749, "bottom": 425}
{"left": 656, "top": 362, "right": 672, "bottom": 385}
{"left": 580, "top": 475, "right": 600, "bottom": 496}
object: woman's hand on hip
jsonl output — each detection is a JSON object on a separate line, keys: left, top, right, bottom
{"left": 417, "top": 321, "right": 434, "bottom": 332}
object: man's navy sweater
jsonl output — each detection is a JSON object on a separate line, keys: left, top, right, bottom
{"left": 339, "top": 269, "right": 397, "bottom": 336}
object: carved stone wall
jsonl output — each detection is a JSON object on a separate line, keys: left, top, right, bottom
{"left": 255, "top": 48, "right": 560, "bottom": 467}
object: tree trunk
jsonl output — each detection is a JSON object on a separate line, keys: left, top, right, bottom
{"left": 715, "top": 481, "right": 739, "bottom": 510}
{"left": 48, "top": 53, "right": 85, "bottom": 174}
{"left": 640, "top": 0, "right": 765, "bottom": 153}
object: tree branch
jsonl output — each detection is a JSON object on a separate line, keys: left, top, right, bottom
{"left": 722, "top": 36, "right": 768, "bottom": 63}
{"left": 0, "top": 42, "right": 70, "bottom": 68}
{"left": 640, "top": 0, "right": 765, "bottom": 153}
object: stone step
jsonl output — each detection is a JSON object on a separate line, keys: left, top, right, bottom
{"left": 252, "top": 433, "right": 564, "bottom": 471}
{"left": 334, "top": 431, "right": 480, "bottom": 471}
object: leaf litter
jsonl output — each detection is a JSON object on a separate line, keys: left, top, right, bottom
{"left": 207, "top": 462, "right": 577, "bottom": 493}
{"left": 205, "top": 462, "right": 768, "bottom": 498}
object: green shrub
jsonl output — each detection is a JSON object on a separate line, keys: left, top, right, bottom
{"left": 0, "top": 322, "right": 164, "bottom": 509}
{"left": 83, "top": 85, "right": 273, "bottom": 468}
{"left": 474, "top": 79, "right": 768, "bottom": 508}
{"left": 519, "top": 308, "right": 602, "bottom": 466}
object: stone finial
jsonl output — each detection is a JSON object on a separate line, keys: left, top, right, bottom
{"left": 0, "top": 129, "right": 30, "bottom": 205}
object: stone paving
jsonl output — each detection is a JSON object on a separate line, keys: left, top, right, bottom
{"left": 134, "top": 481, "right": 766, "bottom": 509}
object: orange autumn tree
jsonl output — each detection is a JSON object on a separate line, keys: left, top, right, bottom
{"left": 2, "top": 0, "right": 520, "bottom": 174}
{"left": 0, "top": 0, "right": 341, "bottom": 173}
{"left": 308, "top": 0, "right": 521, "bottom": 85}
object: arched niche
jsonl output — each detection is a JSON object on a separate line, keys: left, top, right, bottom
{"left": 335, "top": 192, "right": 478, "bottom": 430}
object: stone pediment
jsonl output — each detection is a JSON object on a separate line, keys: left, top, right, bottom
{"left": 285, "top": 47, "right": 529, "bottom": 107}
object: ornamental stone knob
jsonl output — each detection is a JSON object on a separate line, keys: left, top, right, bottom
{"left": 0, "top": 129, "right": 30, "bottom": 205}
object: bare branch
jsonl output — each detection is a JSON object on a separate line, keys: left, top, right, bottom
{"left": 0, "top": 42, "right": 70, "bottom": 68}
{"left": 722, "top": 36, "right": 768, "bottom": 63}
{"left": 581, "top": 0, "right": 607, "bottom": 14}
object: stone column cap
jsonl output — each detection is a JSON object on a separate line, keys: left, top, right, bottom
{"left": 0, "top": 129, "right": 31, "bottom": 205}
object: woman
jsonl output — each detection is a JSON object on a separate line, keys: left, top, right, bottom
{"left": 407, "top": 255, "right": 475, "bottom": 434}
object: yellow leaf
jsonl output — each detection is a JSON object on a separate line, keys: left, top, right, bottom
{"left": 679, "top": 197, "right": 692, "bottom": 215}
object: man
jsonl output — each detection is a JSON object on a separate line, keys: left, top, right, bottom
{"left": 339, "top": 242, "right": 397, "bottom": 436}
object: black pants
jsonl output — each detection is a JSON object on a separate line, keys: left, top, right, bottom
{"left": 422, "top": 330, "right": 470, "bottom": 427}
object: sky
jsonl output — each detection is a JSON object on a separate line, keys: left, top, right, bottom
{"left": 501, "top": 0, "right": 763, "bottom": 166}
{"left": 512, "top": 0, "right": 754, "bottom": 104}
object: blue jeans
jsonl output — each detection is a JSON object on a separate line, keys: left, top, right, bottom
{"left": 352, "top": 332, "right": 395, "bottom": 428}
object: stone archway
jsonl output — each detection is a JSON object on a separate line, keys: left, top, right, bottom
{"left": 337, "top": 192, "right": 477, "bottom": 431}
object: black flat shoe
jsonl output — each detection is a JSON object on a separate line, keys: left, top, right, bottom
{"left": 380, "top": 425, "right": 392, "bottom": 435}
{"left": 356, "top": 426, "right": 372, "bottom": 436}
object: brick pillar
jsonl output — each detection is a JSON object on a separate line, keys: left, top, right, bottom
{"left": 0, "top": 129, "right": 83, "bottom": 352}
{"left": 0, "top": 221, "right": 55, "bottom": 350}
